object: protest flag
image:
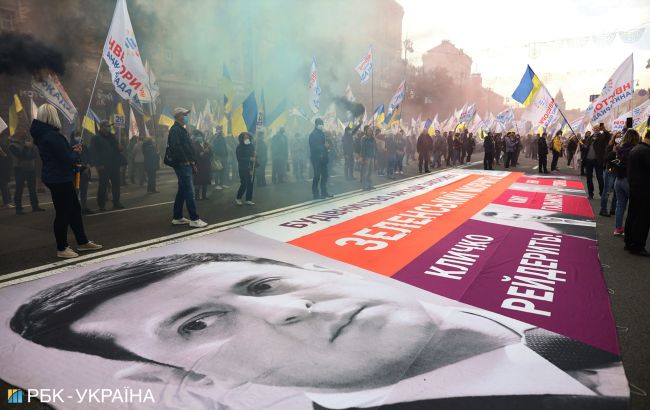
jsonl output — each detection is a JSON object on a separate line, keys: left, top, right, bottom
{"left": 8, "top": 94, "right": 23, "bottom": 136}
{"left": 232, "top": 91, "right": 257, "bottom": 136}
{"left": 82, "top": 109, "right": 101, "bottom": 135}
{"left": 158, "top": 107, "right": 175, "bottom": 128}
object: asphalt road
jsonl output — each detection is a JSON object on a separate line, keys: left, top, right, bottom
{"left": 0, "top": 154, "right": 647, "bottom": 410}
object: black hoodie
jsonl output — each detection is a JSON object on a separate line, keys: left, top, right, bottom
{"left": 30, "top": 119, "right": 79, "bottom": 184}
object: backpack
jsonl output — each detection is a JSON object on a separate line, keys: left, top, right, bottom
{"left": 163, "top": 144, "right": 176, "bottom": 168}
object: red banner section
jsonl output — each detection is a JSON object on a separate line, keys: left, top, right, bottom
{"left": 290, "top": 172, "right": 522, "bottom": 275}
{"left": 517, "top": 176, "right": 585, "bottom": 189}
{"left": 493, "top": 189, "right": 594, "bottom": 218}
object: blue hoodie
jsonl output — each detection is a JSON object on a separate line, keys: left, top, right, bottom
{"left": 30, "top": 119, "right": 79, "bottom": 184}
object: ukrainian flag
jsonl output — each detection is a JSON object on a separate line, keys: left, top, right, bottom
{"left": 8, "top": 94, "right": 23, "bottom": 136}
{"left": 223, "top": 64, "right": 233, "bottom": 114}
{"left": 231, "top": 91, "right": 257, "bottom": 137}
{"left": 158, "top": 107, "right": 175, "bottom": 128}
{"left": 373, "top": 104, "right": 384, "bottom": 127}
{"left": 512, "top": 66, "right": 542, "bottom": 107}
{"left": 423, "top": 118, "right": 433, "bottom": 135}
{"left": 267, "top": 98, "right": 288, "bottom": 134}
{"left": 387, "top": 105, "right": 401, "bottom": 127}
{"left": 82, "top": 109, "right": 100, "bottom": 135}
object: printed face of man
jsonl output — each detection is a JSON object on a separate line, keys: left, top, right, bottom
{"left": 71, "top": 261, "right": 436, "bottom": 390}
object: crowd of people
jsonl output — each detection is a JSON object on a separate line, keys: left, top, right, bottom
{"left": 1, "top": 104, "right": 649, "bottom": 258}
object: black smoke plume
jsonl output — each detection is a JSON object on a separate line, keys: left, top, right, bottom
{"left": 0, "top": 32, "right": 65, "bottom": 76}
{"left": 334, "top": 97, "right": 365, "bottom": 119}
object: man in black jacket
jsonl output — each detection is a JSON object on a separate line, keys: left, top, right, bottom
{"left": 90, "top": 120, "right": 124, "bottom": 211}
{"left": 581, "top": 125, "right": 610, "bottom": 199}
{"left": 167, "top": 107, "right": 207, "bottom": 228}
{"left": 309, "top": 118, "right": 331, "bottom": 199}
{"left": 624, "top": 130, "right": 650, "bottom": 256}
{"left": 9, "top": 127, "right": 44, "bottom": 214}
{"left": 342, "top": 123, "right": 361, "bottom": 180}
{"left": 537, "top": 133, "right": 549, "bottom": 174}
{"left": 211, "top": 125, "right": 228, "bottom": 190}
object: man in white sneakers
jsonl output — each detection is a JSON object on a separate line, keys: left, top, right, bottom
{"left": 166, "top": 107, "right": 208, "bottom": 228}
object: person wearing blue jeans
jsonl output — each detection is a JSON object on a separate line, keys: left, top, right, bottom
{"left": 167, "top": 107, "right": 207, "bottom": 228}
{"left": 599, "top": 169, "right": 617, "bottom": 216}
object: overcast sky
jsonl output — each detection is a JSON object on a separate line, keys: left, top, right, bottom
{"left": 397, "top": 0, "right": 650, "bottom": 110}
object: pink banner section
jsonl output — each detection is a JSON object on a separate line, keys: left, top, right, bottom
{"left": 393, "top": 219, "right": 619, "bottom": 354}
{"left": 516, "top": 176, "right": 585, "bottom": 189}
{"left": 493, "top": 189, "right": 594, "bottom": 218}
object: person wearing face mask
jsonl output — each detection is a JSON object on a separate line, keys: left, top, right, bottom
{"left": 235, "top": 132, "right": 256, "bottom": 205}
{"left": 309, "top": 118, "right": 332, "bottom": 199}
{"left": 165, "top": 107, "right": 207, "bottom": 228}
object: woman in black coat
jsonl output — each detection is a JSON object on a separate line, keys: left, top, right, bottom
{"left": 191, "top": 131, "right": 212, "bottom": 200}
{"left": 30, "top": 104, "right": 102, "bottom": 258}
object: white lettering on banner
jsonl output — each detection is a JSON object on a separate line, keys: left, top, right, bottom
{"left": 335, "top": 176, "right": 503, "bottom": 250}
{"left": 541, "top": 193, "right": 563, "bottom": 212}
{"left": 424, "top": 235, "right": 494, "bottom": 280}
{"left": 31, "top": 74, "right": 77, "bottom": 123}
{"left": 102, "top": 0, "right": 149, "bottom": 100}
{"left": 501, "top": 233, "right": 566, "bottom": 317}
{"left": 590, "top": 54, "right": 634, "bottom": 122}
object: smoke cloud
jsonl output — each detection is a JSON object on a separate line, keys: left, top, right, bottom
{"left": 0, "top": 32, "right": 65, "bottom": 76}
{"left": 334, "top": 97, "right": 365, "bottom": 118}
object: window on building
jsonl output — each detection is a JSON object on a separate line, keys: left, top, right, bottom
{"left": 0, "top": 8, "right": 15, "bottom": 31}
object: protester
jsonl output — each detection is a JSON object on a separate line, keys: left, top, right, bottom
{"left": 599, "top": 134, "right": 618, "bottom": 217}
{"left": 567, "top": 133, "right": 579, "bottom": 166}
{"left": 252, "top": 130, "right": 266, "bottom": 187}
{"left": 130, "top": 135, "right": 145, "bottom": 186}
{"left": 90, "top": 120, "right": 124, "bottom": 211}
{"left": 452, "top": 133, "right": 462, "bottom": 165}
{"left": 9, "top": 126, "right": 44, "bottom": 214}
{"left": 341, "top": 123, "right": 359, "bottom": 180}
{"left": 291, "top": 132, "right": 306, "bottom": 181}
{"left": 483, "top": 132, "right": 495, "bottom": 170}
{"left": 166, "top": 107, "right": 207, "bottom": 228}
{"left": 30, "top": 104, "right": 102, "bottom": 258}
{"left": 142, "top": 136, "right": 159, "bottom": 194}
{"left": 191, "top": 130, "right": 212, "bottom": 200}
{"left": 581, "top": 124, "right": 609, "bottom": 199}
{"left": 550, "top": 131, "right": 562, "bottom": 171}
{"left": 537, "top": 132, "right": 549, "bottom": 174}
{"left": 360, "top": 125, "right": 376, "bottom": 190}
{"left": 395, "top": 130, "right": 405, "bottom": 174}
{"left": 613, "top": 129, "right": 639, "bottom": 236}
{"left": 309, "top": 118, "right": 331, "bottom": 199}
{"left": 0, "top": 130, "right": 14, "bottom": 209}
{"left": 385, "top": 133, "right": 397, "bottom": 179}
{"left": 416, "top": 130, "right": 432, "bottom": 173}
{"left": 210, "top": 125, "right": 228, "bottom": 190}
{"left": 271, "top": 127, "right": 289, "bottom": 184}
{"left": 504, "top": 132, "right": 515, "bottom": 168}
{"left": 465, "top": 132, "right": 475, "bottom": 163}
{"left": 432, "top": 130, "right": 444, "bottom": 168}
{"left": 624, "top": 130, "right": 650, "bottom": 256}
{"left": 235, "top": 131, "right": 256, "bottom": 205}
{"left": 72, "top": 131, "right": 93, "bottom": 215}
{"left": 494, "top": 134, "right": 503, "bottom": 165}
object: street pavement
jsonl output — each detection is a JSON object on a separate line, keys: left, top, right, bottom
{"left": 0, "top": 154, "right": 647, "bottom": 410}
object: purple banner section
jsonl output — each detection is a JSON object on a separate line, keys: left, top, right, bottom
{"left": 393, "top": 219, "right": 619, "bottom": 354}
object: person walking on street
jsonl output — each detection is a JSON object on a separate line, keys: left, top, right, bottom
{"left": 504, "top": 133, "right": 516, "bottom": 168}
{"left": 191, "top": 130, "right": 212, "bottom": 200}
{"left": 483, "top": 133, "right": 495, "bottom": 170}
{"left": 142, "top": 136, "right": 159, "bottom": 194}
{"left": 613, "top": 129, "right": 639, "bottom": 236}
{"left": 90, "top": 120, "right": 125, "bottom": 211}
{"left": 271, "top": 127, "right": 289, "bottom": 184}
{"left": 342, "top": 123, "right": 360, "bottom": 180}
{"left": 309, "top": 118, "right": 331, "bottom": 199}
{"left": 360, "top": 125, "right": 376, "bottom": 190}
{"left": 416, "top": 130, "right": 432, "bottom": 173}
{"left": 30, "top": 104, "right": 102, "bottom": 258}
{"left": 624, "top": 130, "right": 650, "bottom": 256}
{"left": 235, "top": 132, "right": 256, "bottom": 205}
{"left": 550, "top": 131, "right": 562, "bottom": 171}
{"left": 166, "top": 107, "right": 207, "bottom": 228}
{"left": 538, "top": 132, "right": 549, "bottom": 174}
{"left": 9, "top": 126, "right": 44, "bottom": 214}
{"left": 581, "top": 124, "right": 609, "bottom": 199}
{"left": 211, "top": 125, "right": 229, "bottom": 190}
{"left": 599, "top": 134, "right": 618, "bottom": 217}
{"left": 255, "top": 130, "right": 268, "bottom": 187}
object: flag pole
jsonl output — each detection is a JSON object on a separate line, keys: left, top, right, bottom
{"left": 371, "top": 60, "right": 374, "bottom": 135}
{"left": 79, "top": 55, "right": 104, "bottom": 144}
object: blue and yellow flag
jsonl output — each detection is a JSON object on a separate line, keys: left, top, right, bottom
{"left": 8, "top": 94, "right": 23, "bottom": 136}
{"left": 512, "top": 65, "right": 542, "bottom": 107}
{"left": 231, "top": 91, "right": 257, "bottom": 136}
{"left": 373, "top": 104, "right": 384, "bottom": 127}
{"left": 267, "top": 98, "right": 288, "bottom": 134}
{"left": 82, "top": 109, "right": 101, "bottom": 135}
{"left": 158, "top": 107, "right": 175, "bottom": 128}
{"left": 223, "top": 64, "right": 233, "bottom": 114}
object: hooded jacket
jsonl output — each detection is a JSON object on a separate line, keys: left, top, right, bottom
{"left": 30, "top": 119, "right": 79, "bottom": 184}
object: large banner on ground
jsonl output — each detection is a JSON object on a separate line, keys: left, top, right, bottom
{"left": 0, "top": 170, "right": 627, "bottom": 409}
